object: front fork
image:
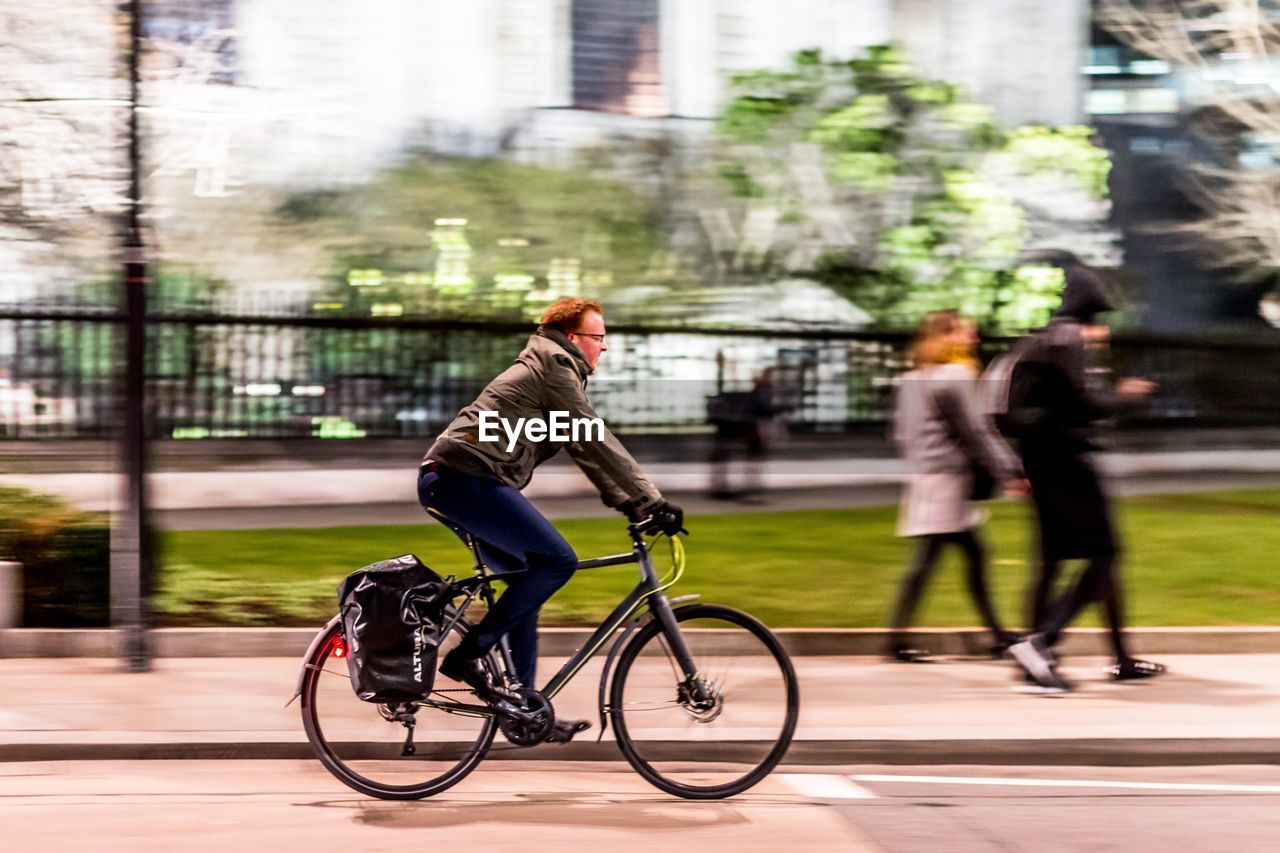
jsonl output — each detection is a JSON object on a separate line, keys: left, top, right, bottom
{"left": 647, "top": 590, "right": 701, "bottom": 681}
{"left": 595, "top": 591, "right": 701, "bottom": 739}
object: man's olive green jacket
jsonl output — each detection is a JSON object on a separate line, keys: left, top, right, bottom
{"left": 424, "top": 326, "right": 662, "bottom": 509}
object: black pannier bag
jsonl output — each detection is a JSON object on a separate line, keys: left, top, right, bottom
{"left": 337, "top": 554, "right": 449, "bottom": 703}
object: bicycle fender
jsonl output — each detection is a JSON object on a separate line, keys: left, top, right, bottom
{"left": 287, "top": 614, "right": 343, "bottom": 707}
{"left": 594, "top": 594, "right": 699, "bottom": 740}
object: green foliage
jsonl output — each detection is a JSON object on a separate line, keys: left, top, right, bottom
{"left": 831, "top": 151, "right": 898, "bottom": 191}
{"left": 809, "top": 95, "right": 898, "bottom": 152}
{"left": 938, "top": 103, "right": 1003, "bottom": 149}
{"left": 1003, "top": 125, "right": 1112, "bottom": 199}
{"left": 993, "top": 265, "right": 1066, "bottom": 332}
{"left": 154, "top": 564, "right": 339, "bottom": 626}
{"left": 714, "top": 45, "right": 1115, "bottom": 333}
{"left": 75, "top": 268, "right": 227, "bottom": 312}
{"left": 280, "top": 154, "right": 668, "bottom": 319}
{"left": 0, "top": 486, "right": 110, "bottom": 627}
{"left": 54, "top": 270, "right": 229, "bottom": 384}
{"left": 848, "top": 44, "right": 917, "bottom": 91}
{"left": 157, "top": 490, "right": 1280, "bottom": 627}
{"left": 717, "top": 59, "right": 827, "bottom": 144}
{"left": 719, "top": 163, "right": 766, "bottom": 198}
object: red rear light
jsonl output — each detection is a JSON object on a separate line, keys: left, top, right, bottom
{"left": 332, "top": 636, "right": 346, "bottom": 658}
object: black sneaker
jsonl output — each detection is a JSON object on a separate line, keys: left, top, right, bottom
{"left": 544, "top": 719, "right": 591, "bottom": 744}
{"left": 989, "top": 632, "right": 1021, "bottom": 660}
{"left": 1107, "top": 658, "right": 1166, "bottom": 681}
{"left": 439, "top": 648, "right": 522, "bottom": 703}
{"left": 887, "top": 644, "right": 933, "bottom": 663}
{"left": 1008, "top": 634, "right": 1073, "bottom": 693}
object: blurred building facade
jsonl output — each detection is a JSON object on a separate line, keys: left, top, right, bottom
{"left": 1084, "top": 0, "right": 1280, "bottom": 331}
{"left": 136, "top": 0, "right": 1096, "bottom": 321}
{"left": 1, "top": 0, "right": 1092, "bottom": 291}
{"left": 222, "top": 0, "right": 1087, "bottom": 181}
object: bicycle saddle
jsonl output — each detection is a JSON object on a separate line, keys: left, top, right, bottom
{"left": 424, "top": 506, "right": 468, "bottom": 538}
{"left": 423, "top": 506, "right": 527, "bottom": 577}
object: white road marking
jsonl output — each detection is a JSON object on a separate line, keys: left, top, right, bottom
{"left": 853, "top": 774, "right": 1280, "bottom": 794}
{"left": 779, "top": 773, "right": 878, "bottom": 799}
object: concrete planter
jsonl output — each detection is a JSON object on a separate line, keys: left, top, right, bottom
{"left": 0, "top": 562, "right": 19, "bottom": 629}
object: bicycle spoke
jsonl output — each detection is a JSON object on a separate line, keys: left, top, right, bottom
{"left": 301, "top": 620, "right": 497, "bottom": 799}
{"left": 618, "top": 701, "right": 684, "bottom": 711}
{"left": 610, "top": 604, "right": 799, "bottom": 799}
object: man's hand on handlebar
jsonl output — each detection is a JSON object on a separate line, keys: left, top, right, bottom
{"left": 618, "top": 499, "right": 687, "bottom": 536}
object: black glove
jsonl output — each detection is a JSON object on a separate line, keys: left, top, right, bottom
{"left": 643, "top": 500, "right": 685, "bottom": 536}
{"left": 617, "top": 499, "right": 646, "bottom": 523}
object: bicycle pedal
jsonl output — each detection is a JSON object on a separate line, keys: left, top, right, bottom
{"left": 543, "top": 719, "right": 591, "bottom": 744}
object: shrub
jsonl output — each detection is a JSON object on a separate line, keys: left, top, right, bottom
{"left": 0, "top": 486, "right": 111, "bottom": 627}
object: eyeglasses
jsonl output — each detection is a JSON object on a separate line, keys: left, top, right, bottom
{"left": 573, "top": 332, "right": 606, "bottom": 342}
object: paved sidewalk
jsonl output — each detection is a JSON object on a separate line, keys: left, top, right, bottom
{"left": 8, "top": 626, "right": 1280, "bottom": 657}
{"left": 2, "top": 654, "right": 1277, "bottom": 765}
{"left": 5, "top": 449, "right": 1280, "bottom": 515}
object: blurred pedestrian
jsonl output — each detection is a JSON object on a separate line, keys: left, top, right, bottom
{"left": 999, "top": 266, "right": 1164, "bottom": 692}
{"left": 707, "top": 368, "right": 777, "bottom": 503}
{"left": 887, "top": 310, "right": 1023, "bottom": 663}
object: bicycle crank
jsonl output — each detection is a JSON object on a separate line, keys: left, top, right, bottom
{"left": 497, "top": 689, "right": 555, "bottom": 746}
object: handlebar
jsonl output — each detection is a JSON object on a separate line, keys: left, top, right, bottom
{"left": 626, "top": 510, "right": 688, "bottom": 541}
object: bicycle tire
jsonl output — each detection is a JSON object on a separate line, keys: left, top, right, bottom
{"left": 609, "top": 603, "right": 799, "bottom": 799}
{"left": 300, "top": 615, "right": 498, "bottom": 800}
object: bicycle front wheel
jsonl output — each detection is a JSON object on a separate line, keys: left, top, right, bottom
{"left": 300, "top": 615, "right": 498, "bottom": 800}
{"left": 609, "top": 603, "right": 799, "bottom": 799}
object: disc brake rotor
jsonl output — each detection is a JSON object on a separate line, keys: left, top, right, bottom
{"left": 678, "top": 679, "right": 724, "bottom": 723}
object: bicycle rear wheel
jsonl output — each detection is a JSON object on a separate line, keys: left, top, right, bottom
{"left": 300, "top": 615, "right": 497, "bottom": 800}
{"left": 609, "top": 603, "right": 799, "bottom": 799}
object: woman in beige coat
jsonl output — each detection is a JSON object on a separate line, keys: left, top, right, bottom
{"left": 888, "top": 310, "right": 1023, "bottom": 662}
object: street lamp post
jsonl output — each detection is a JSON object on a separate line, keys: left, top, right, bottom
{"left": 111, "top": 0, "right": 151, "bottom": 672}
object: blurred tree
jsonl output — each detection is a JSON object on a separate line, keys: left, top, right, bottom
{"left": 275, "top": 154, "right": 668, "bottom": 320}
{"left": 0, "top": 5, "right": 126, "bottom": 303}
{"left": 1098, "top": 0, "right": 1280, "bottom": 310}
{"left": 711, "top": 46, "right": 1117, "bottom": 331}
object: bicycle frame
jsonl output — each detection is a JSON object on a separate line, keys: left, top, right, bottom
{"left": 421, "top": 524, "right": 699, "bottom": 727}
{"left": 541, "top": 531, "right": 695, "bottom": 701}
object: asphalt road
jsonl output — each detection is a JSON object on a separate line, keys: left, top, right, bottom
{"left": 6, "top": 761, "right": 1280, "bottom": 851}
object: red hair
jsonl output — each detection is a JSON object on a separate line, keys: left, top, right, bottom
{"left": 539, "top": 298, "right": 603, "bottom": 332}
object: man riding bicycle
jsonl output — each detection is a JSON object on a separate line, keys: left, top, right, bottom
{"left": 418, "top": 297, "right": 684, "bottom": 743}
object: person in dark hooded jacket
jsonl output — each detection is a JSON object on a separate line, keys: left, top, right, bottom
{"left": 1003, "top": 266, "right": 1165, "bottom": 691}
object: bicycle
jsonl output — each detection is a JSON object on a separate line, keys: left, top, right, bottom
{"left": 294, "top": 510, "right": 799, "bottom": 800}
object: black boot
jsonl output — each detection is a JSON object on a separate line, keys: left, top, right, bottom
{"left": 989, "top": 631, "right": 1021, "bottom": 660}
{"left": 544, "top": 719, "right": 591, "bottom": 744}
{"left": 439, "top": 647, "right": 522, "bottom": 703}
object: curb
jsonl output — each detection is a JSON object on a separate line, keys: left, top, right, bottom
{"left": 4, "top": 626, "right": 1280, "bottom": 658}
{"left": 4, "top": 738, "right": 1278, "bottom": 766}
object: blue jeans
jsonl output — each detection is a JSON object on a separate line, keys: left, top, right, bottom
{"left": 417, "top": 466, "right": 578, "bottom": 688}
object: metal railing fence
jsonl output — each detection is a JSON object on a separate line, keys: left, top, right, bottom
{"left": 2, "top": 308, "right": 1278, "bottom": 439}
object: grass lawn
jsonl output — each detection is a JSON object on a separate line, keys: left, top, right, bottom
{"left": 156, "top": 490, "right": 1280, "bottom": 627}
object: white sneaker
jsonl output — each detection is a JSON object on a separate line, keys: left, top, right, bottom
{"left": 1009, "top": 635, "right": 1072, "bottom": 692}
